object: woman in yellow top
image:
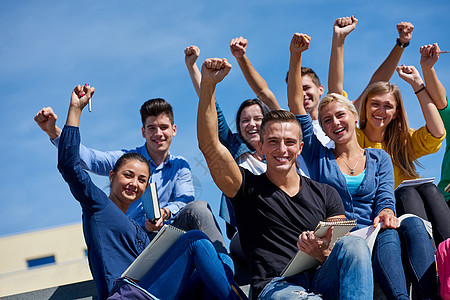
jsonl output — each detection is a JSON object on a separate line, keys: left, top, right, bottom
{"left": 356, "top": 64, "right": 450, "bottom": 247}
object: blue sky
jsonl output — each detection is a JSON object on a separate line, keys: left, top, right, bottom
{"left": 1, "top": 0, "right": 449, "bottom": 240}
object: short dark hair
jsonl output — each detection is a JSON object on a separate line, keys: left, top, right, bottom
{"left": 236, "top": 98, "right": 270, "bottom": 149}
{"left": 260, "top": 110, "right": 302, "bottom": 142}
{"left": 285, "top": 67, "right": 321, "bottom": 87}
{"left": 140, "top": 98, "right": 174, "bottom": 126}
{"left": 112, "top": 152, "right": 150, "bottom": 178}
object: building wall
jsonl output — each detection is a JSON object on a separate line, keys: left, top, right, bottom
{"left": 0, "top": 223, "right": 92, "bottom": 297}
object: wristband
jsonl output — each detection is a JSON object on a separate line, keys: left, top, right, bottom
{"left": 414, "top": 86, "right": 426, "bottom": 95}
{"left": 396, "top": 38, "right": 410, "bottom": 48}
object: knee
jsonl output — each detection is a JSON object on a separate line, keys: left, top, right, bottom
{"left": 336, "top": 236, "right": 371, "bottom": 261}
{"left": 398, "top": 216, "right": 428, "bottom": 237}
{"left": 395, "top": 186, "right": 419, "bottom": 202}
{"left": 183, "top": 201, "right": 212, "bottom": 218}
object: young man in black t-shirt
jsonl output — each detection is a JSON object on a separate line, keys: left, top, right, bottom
{"left": 197, "top": 47, "right": 373, "bottom": 299}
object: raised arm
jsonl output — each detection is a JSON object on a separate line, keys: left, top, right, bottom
{"left": 396, "top": 64, "right": 445, "bottom": 138}
{"left": 328, "top": 16, "right": 358, "bottom": 95}
{"left": 35, "top": 107, "right": 62, "bottom": 140}
{"left": 66, "top": 84, "right": 95, "bottom": 126}
{"left": 353, "top": 22, "right": 414, "bottom": 110}
{"left": 287, "top": 33, "right": 311, "bottom": 115}
{"left": 197, "top": 58, "right": 242, "bottom": 198}
{"left": 184, "top": 45, "right": 202, "bottom": 97}
{"left": 230, "top": 36, "right": 280, "bottom": 110}
{"left": 420, "top": 43, "right": 447, "bottom": 109}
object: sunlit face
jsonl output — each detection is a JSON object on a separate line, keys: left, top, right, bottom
{"left": 365, "top": 93, "right": 398, "bottom": 131}
{"left": 259, "top": 121, "right": 303, "bottom": 173}
{"left": 302, "top": 75, "right": 324, "bottom": 115}
{"left": 320, "top": 101, "right": 357, "bottom": 145}
{"left": 109, "top": 160, "right": 149, "bottom": 206}
{"left": 239, "top": 104, "right": 264, "bottom": 148}
{"left": 142, "top": 114, "right": 177, "bottom": 157}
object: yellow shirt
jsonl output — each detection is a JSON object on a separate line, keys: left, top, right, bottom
{"left": 356, "top": 127, "right": 445, "bottom": 188}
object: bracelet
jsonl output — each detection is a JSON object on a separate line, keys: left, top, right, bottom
{"left": 396, "top": 38, "right": 410, "bottom": 48}
{"left": 381, "top": 209, "right": 394, "bottom": 215}
{"left": 414, "top": 86, "right": 427, "bottom": 95}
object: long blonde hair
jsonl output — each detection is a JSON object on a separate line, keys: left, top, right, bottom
{"left": 359, "top": 81, "right": 419, "bottom": 178}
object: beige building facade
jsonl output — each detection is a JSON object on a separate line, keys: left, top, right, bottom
{"left": 0, "top": 223, "right": 92, "bottom": 297}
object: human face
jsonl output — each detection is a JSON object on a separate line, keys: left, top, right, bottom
{"left": 365, "top": 93, "right": 397, "bottom": 131}
{"left": 259, "top": 121, "right": 303, "bottom": 173}
{"left": 320, "top": 101, "right": 357, "bottom": 145}
{"left": 239, "top": 104, "right": 264, "bottom": 148}
{"left": 142, "top": 114, "right": 177, "bottom": 158}
{"left": 302, "top": 75, "right": 324, "bottom": 117}
{"left": 109, "top": 160, "right": 149, "bottom": 207}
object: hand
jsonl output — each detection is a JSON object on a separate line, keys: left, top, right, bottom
{"left": 397, "top": 22, "right": 414, "bottom": 44}
{"left": 185, "top": 45, "right": 200, "bottom": 66}
{"left": 333, "top": 16, "right": 358, "bottom": 39}
{"left": 144, "top": 208, "right": 168, "bottom": 231}
{"left": 289, "top": 33, "right": 311, "bottom": 54}
{"left": 297, "top": 227, "right": 333, "bottom": 264}
{"left": 201, "top": 58, "right": 232, "bottom": 85}
{"left": 34, "top": 107, "right": 61, "bottom": 139}
{"left": 230, "top": 36, "right": 247, "bottom": 58}
{"left": 70, "top": 84, "right": 95, "bottom": 111}
{"left": 396, "top": 64, "right": 423, "bottom": 88}
{"left": 374, "top": 209, "right": 399, "bottom": 229}
{"left": 420, "top": 43, "right": 440, "bottom": 70}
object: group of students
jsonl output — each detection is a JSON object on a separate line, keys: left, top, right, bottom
{"left": 35, "top": 15, "right": 450, "bottom": 300}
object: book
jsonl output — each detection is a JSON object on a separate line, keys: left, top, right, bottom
{"left": 350, "top": 213, "right": 433, "bottom": 254}
{"left": 395, "top": 177, "right": 435, "bottom": 191}
{"left": 281, "top": 219, "right": 357, "bottom": 277}
{"left": 121, "top": 224, "right": 185, "bottom": 281}
{"left": 142, "top": 183, "right": 161, "bottom": 222}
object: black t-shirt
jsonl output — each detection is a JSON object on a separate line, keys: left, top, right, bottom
{"left": 230, "top": 168, "right": 345, "bottom": 297}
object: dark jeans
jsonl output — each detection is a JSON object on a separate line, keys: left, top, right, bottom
{"left": 395, "top": 182, "right": 450, "bottom": 246}
{"left": 373, "top": 216, "right": 438, "bottom": 299}
{"left": 139, "top": 230, "right": 243, "bottom": 300}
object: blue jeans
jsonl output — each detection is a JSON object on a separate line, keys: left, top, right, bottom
{"left": 138, "top": 230, "right": 241, "bottom": 300}
{"left": 373, "top": 216, "right": 438, "bottom": 299}
{"left": 258, "top": 235, "right": 373, "bottom": 300}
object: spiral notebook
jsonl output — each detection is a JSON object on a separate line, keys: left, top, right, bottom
{"left": 281, "top": 219, "right": 357, "bottom": 277}
{"left": 121, "top": 224, "right": 185, "bottom": 281}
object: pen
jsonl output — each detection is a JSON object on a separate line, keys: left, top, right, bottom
{"left": 438, "top": 51, "right": 450, "bottom": 54}
{"left": 86, "top": 83, "right": 92, "bottom": 112}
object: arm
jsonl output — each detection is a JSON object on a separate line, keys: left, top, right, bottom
{"left": 354, "top": 22, "right": 414, "bottom": 110}
{"left": 287, "top": 33, "right": 311, "bottom": 115}
{"left": 420, "top": 43, "right": 447, "bottom": 109}
{"left": 397, "top": 65, "right": 445, "bottom": 138}
{"left": 372, "top": 151, "right": 398, "bottom": 229}
{"left": 35, "top": 106, "right": 125, "bottom": 176}
{"left": 34, "top": 107, "right": 62, "bottom": 139}
{"left": 328, "top": 16, "right": 358, "bottom": 95}
{"left": 184, "top": 45, "right": 202, "bottom": 97}
{"left": 197, "top": 58, "right": 242, "bottom": 198}
{"left": 230, "top": 36, "right": 280, "bottom": 110}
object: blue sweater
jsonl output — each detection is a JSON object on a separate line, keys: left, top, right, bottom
{"left": 297, "top": 114, "right": 396, "bottom": 229}
{"left": 58, "top": 126, "right": 150, "bottom": 299}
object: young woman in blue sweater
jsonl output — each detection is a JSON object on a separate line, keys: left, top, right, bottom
{"left": 56, "top": 84, "right": 246, "bottom": 300}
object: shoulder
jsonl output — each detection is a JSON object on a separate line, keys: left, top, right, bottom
{"left": 302, "top": 176, "right": 339, "bottom": 197}
{"left": 167, "top": 154, "right": 192, "bottom": 169}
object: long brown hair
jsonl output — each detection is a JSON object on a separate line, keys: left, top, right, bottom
{"left": 359, "top": 81, "right": 419, "bottom": 178}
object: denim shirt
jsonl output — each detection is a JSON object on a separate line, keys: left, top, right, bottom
{"left": 51, "top": 136, "right": 195, "bottom": 228}
{"left": 297, "top": 114, "right": 396, "bottom": 229}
